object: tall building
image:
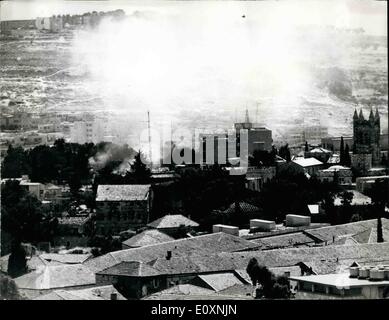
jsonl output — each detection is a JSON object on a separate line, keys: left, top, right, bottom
{"left": 70, "top": 119, "right": 104, "bottom": 144}
{"left": 235, "top": 110, "right": 273, "bottom": 155}
{"left": 353, "top": 108, "right": 381, "bottom": 165}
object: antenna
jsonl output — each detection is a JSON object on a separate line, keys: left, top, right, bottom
{"left": 147, "top": 111, "right": 152, "bottom": 168}
{"left": 256, "top": 102, "right": 259, "bottom": 124}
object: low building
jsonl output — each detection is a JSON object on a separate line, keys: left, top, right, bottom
{"left": 290, "top": 270, "right": 389, "bottom": 299}
{"left": 356, "top": 175, "right": 389, "bottom": 194}
{"left": 317, "top": 165, "right": 353, "bottom": 185}
{"left": 290, "top": 157, "right": 324, "bottom": 177}
{"left": 53, "top": 216, "right": 91, "bottom": 248}
{"left": 95, "top": 184, "right": 153, "bottom": 235}
{"left": 147, "top": 214, "right": 199, "bottom": 238}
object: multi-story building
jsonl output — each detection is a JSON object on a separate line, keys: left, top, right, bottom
{"left": 95, "top": 184, "right": 153, "bottom": 235}
{"left": 70, "top": 119, "right": 104, "bottom": 144}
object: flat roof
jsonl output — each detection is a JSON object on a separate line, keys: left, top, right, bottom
{"left": 290, "top": 273, "right": 389, "bottom": 289}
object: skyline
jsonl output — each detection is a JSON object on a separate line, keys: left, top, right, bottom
{"left": 0, "top": 0, "right": 387, "bottom": 36}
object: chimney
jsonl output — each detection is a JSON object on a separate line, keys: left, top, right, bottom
{"left": 166, "top": 250, "right": 172, "bottom": 260}
{"left": 110, "top": 293, "right": 117, "bottom": 300}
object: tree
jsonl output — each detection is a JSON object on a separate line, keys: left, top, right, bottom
{"left": 344, "top": 144, "right": 351, "bottom": 167}
{"left": 7, "top": 241, "right": 27, "bottom": 278}
{"left": 246, "top": 258, "right": 291, "bottom": 299}
{"left": 377, "top": 217, "right": 384, "bottom": 243}
{"left": 127, "top": 150, "right": 151, "bottom": 183}
{"left": 278, "top": 144, "right": 291, "bottom": 162}
{"left": 305, "top": 141, "right": 309, "bottom": 152}
{"left": 0, "top": 274, "right": 23, "bottom": 300}
{"left": 340, "top": 136, "right": 345, "bottom": 165}
{"left": 1, "top": 145, "right": 30, "bottom": 178}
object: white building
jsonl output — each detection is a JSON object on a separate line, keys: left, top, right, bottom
{"left": 70, "top": 120, "right": 104, "bottom": 144}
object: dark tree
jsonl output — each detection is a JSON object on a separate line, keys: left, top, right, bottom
{"left": 278, "top": 144, "right": 291, "bottom": 162}
{"left": 305, "top": 141, "right": 309, "bottom": 152}
{"left": 0, "top": 274, "right": 22, "bottom": 300}
{"left": 340, "top": 136, "right": 345, "bottom": 165}
{"left": 7, "top": 241, "right": 27, "bottom": 278}
{"left": 127, "top": 150, "right": 151, "bottom": 183}
{"left": 344, "top": 144, "right": 351, "bottom": 167}
{"left": 246, "top": 258, "right": 291, "bottom": 299}
{"left": 1, "top": 145, "right": 30, "bottom": 178}
{"left": 377, "top": 217, "right": 384, "bottom": 243}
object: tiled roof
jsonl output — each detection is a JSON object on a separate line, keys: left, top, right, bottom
{"left": 39, "top": 253, "right": 92, "bottom": 264}
{"left": 143, "top": 284, "right": 214, "bottom": 300}
{"left": 122, "top": 229, "right": 175, "bottom": 248}
{"left": 222, "top": 201, "right": 260, "bottom": 214}
{"left": 196, "top": 272, "right": 245, "bottom": 292}
{"left": 147, "top": 214, "right": 199, "bottom": 229}
{"left": 251, "top": 232, "right": 317, "bottom": 249}
{"left": 305, "top": 218, "right": 389, "bottom": 242}
{"left": 217, "top": 242, "right": 389, "bottom": 274}
{"left": 84, "top": 232, "right": 259, "bottom": 273}
{"left": 96, "top": 184, "right": 150, "bottom": 201}
{"left": 33, "top": 285, "right": 126, "bottom": 300}
{"left": 292, "top": 158, "right": 323, "bottom": 167}
{"left": 97, "top": 261, "right": 161, "bottom": 277}
{"left": 14, "top": 264, "right": 96, "bottom": 290}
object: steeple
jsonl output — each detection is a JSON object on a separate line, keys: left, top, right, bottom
{"left": 245, "top": 109, "right": 250, "bottom": 123}
{"left": 353, "top": 109, "right": 358, "bottom": 120}
{"left": 375, "top": 107, "right": 380, "bottom": 120}
{"left": 369, "top": 108, "right": 375, "bottom": 122}
{"left": 359, "top": 109, "right": 364, "bottom": 121}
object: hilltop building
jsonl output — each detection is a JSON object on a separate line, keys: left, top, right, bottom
{"left": 351, "top": 108, "right": 381, "bottom": 172}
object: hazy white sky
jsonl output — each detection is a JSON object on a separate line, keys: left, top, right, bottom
{"left": 0, "top": 0, "right": 387, "bottom": 36}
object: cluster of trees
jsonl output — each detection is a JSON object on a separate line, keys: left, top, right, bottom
{"left": 339, "top": 137, "right": 351, "bottom": 167}
{"left": 246, "top": 258, "right": 291, "bottom": 299}
{"left": 1, "top": 140, "right": 137, "bottom": 187}
{"left": 151, "top": 165, "right": 247, "bottom": 229}
{"left": 1, "top": 180, "right": 58, "bottom": 248}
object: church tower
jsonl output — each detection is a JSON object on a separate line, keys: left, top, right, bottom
{"left": 352, "top": 108, "right": 381, "bottom": 166}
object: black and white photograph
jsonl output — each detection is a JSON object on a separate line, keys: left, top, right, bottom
{"left": 0, "top": 0, "right": 388, "bottom": 306}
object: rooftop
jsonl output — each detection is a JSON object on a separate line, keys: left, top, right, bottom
{"left": 304, "top": 218, "right": 389, "bottom": 243}
{"left": 143, "top": 284, "right": 214, "bottom": 300}
{"left": 292, "top": 158, "right": 323, "bottom": 167}
{"left": 195, "top": 272, "right": 246, "bottom": 292}
{"left": 122, "top": 229, "right": 175, "bottom": 248}
{"left": 14, "top": 264, "right": 96, "bottom": 290}
{"left": 222, "top": 201, "right": 260, "bottom": 214}
{"left": 97, "top": 261, "right": 161, "bottom": 277}
{"left": 147, "top": 214, "right": 199, "bottom": 229}
{"left": 33, "top": 285, "right": 126, "bottom": 300}
{"left": 39, "top": 253, "right": 92, "bottom": 264}
{"left": 290, "top": 273, "right": 389, "bottom": 288}
{"left": 84, "top": 232, "right": 259, "bottom": 273}
{"left": 96, "top": 184, "right": 151, "bottom": 201}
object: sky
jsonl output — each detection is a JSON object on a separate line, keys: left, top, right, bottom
{"left": 0, "top": 0, "right": 387, "bottom": 36}
{"left": 1, "top": 0, "right": 387, "bottom": 156}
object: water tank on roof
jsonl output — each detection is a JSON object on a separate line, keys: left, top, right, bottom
{"left": 250, "top": 219, "right": 276, "bottom": 231}
{"left": 285, "top": 214, "right": 311, "bottom": 227}
{"left": 212, "top": 224, "right": 239, "bottom": 236}
{"left": 349, "top": 267, "right": 359, "bottom": 278}
{"left": 358, "top": 268, "right": 369, "bottom": 279}
{"left": 369, "top": 268, "right": 385, "bottom": 281}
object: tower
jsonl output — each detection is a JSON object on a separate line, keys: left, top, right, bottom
{"left": 352, "top": 108, "right": 381, "bottom": 166}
